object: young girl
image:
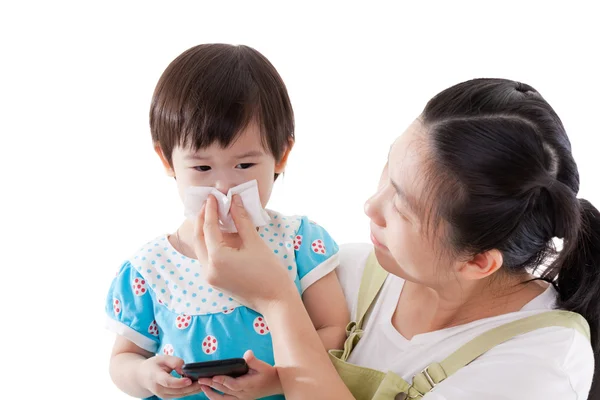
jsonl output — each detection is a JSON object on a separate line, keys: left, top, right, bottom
{"left": 105, "top": 44, "right": 349, "bottom": 400}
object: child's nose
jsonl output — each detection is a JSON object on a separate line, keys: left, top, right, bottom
{"left": 214, "top": 178, "right": 235, "bottom": 195}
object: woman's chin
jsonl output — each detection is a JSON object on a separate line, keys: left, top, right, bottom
{"left": 373, "top": 249, "right": 418, "bottom": 282}
{"left": 373, "top": 248, "right": 399, "bottom": 272}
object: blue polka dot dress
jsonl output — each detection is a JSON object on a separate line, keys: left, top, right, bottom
{"left": 105, "top": 210, "right": 339, "bottom": 400}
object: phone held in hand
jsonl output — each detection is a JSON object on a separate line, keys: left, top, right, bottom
{"left": 182, "top": 358, "right": 249, "bottom": 381}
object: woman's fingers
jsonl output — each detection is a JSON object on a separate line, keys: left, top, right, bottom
{"left": 202, "top": 195, "right": 225, "bottom": 253}
{"left": 229, "top": 195, "right": 261, "bottom": 247}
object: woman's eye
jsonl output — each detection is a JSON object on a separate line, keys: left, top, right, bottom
{"left": 236, "top": 163, "right": 255, "bottom": 169}
{"left": 194, "top": 165, "right": 211, "bottom": 172}
{"left": 392, "top": 195, "right": 409, "bottom": 220}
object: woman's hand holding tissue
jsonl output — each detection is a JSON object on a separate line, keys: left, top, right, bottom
{"left": 193, "top": 194, "right": 295, "bottom": 311}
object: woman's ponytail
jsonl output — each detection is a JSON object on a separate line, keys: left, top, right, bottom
{"left": 544, "top": 197, "right": 600, "bottom": 396}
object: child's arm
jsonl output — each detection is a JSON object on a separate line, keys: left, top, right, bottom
{"left": 105, "top": 261, "right": 202, "bottom": 398}
{"left": 291, "top": 217, "right": 349, "bottom": 351}
{"left": 302, "top": 270, "right": 350, "bottom": 351}
{"left": 110, "top": 336, "right": 203, "bottom": 398}
{"left": 109, "top": 336, "right": 156, "bottom": 398}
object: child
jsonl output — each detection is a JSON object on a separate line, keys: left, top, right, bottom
{"left": 105, "top": 43, "right": 349, "bottom": 400}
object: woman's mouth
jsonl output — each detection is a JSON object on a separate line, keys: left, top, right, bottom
{"left": 370, "top": 232, "right": 386, "bottom": 249}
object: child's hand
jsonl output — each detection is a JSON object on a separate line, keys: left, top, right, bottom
{"left": 138, "top": 355, "right": 203, "bottom": 399}
{"left": 198, "top": 350, "right": 282, "bottom": 400}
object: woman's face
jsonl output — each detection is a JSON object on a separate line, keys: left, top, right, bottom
{"left": 364, "top": 120, "right": 451, "bottom": 286}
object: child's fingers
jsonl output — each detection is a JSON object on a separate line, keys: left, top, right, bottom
{"left": 243, "top": 349, "right": 271, "bottom": 372}
{"left": 161, "top": 381, "right": 204, "bottom": 398}
{"left": 243, "top": 350, "right": 257, "bottom": 368}
{"left": 158, "top": 355, "right": 186, "bottom": 372}
{"left": 201, "top": 385, "right": 232, "bottom": 400}
{"left": 203, "top": 379, "right": 239, "bottom": 395}
{"left": 212, "top": 375, "right": 243, "bottom": 391}
{"left": 197, "top": 377, "right": 214, "bottom": 387}
{"left": 155, "top": 372, "right": 191, "bottom": 389}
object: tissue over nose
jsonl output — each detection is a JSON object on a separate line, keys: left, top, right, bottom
{"left": 183, "top": 180, "right": 271, "bottom": 233}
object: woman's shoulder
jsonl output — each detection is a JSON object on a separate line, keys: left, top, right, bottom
{"left": 337, "top": 242, "right": 373, "bottom": 283}
{"left": 440, "top": 314, "right": 595, "bottom": 399}
{"left": 335, "top": 243, "right": 374, "bottom": 316}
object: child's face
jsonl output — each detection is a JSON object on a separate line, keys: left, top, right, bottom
{"left": 163, "top": 122, "right": 290, "bottom": 208}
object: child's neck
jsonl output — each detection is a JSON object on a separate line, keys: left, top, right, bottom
{"left": 169, "top": 220, "right": 197, "bottom": 259}
{"left": 169, "top": 219, "right": 245, "bottom": 260}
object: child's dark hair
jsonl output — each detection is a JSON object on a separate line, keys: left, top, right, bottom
{"left": 150, "top": 43, "right": 294, "bottom": 178}
{"left": 421, "top": 78, "right": 600, "bottom": 396}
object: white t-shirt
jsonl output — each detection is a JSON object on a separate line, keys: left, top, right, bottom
{"left": 335, "top": 243, "right": 595, "bottom": 400}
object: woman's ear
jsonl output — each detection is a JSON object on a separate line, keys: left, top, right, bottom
{"left": 275, "top": 139, "right": 295, "bottom": 174}
{"left": 458, "top": 249, "right": 504, "bottom": 281}
{"left": 154, "top": 143, "right": 175, "bottom": 177}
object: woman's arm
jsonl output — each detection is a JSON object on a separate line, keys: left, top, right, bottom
{"left": 265, "top": 288, "right": 354, "bottom": 400}
{"left": 194, "top": 195, "right": 354, "bottom": 399}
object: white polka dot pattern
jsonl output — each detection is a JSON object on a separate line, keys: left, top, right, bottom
{"left": 162, "top": 344, "right": 174, "bottom": 355}
{"left": 132, "top": 277, "right": 147, "bottom": 296}
{"left": 175, "top": 314, "right": 191, "bottom": 330}
{"left": 253, "top": 317, "right": 270, "bottom": 335}
{"left": 311, "top": 239, "right": 327, "bottom": 255}
{"left": 202, "top": 335, "right": 218, "bottom": 354}
{"left": 128, "top": 210, "right": 302, "bottom": 315}
{"left": 148, "top": 320, "right": 159, "bottom": 336}
{"left": 113, "top": 298, "right": 121, "bottom": 315}
{"left": 293, "top": 235, "right": 302, "bottom": 250}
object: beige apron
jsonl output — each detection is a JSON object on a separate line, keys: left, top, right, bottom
{"left": 328, "top": 252, "right": 591, "bottom": 399}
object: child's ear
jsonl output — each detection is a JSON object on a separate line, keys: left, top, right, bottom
{"left": 275, "top": 139, "right": 294, "bottom": 174}
{"left": 154, "top": 143, "right": 175, "bottom": 177}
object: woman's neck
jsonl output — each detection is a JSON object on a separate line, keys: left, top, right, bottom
{"left": 392, "top": 273, "right": 549, "bottom": 339}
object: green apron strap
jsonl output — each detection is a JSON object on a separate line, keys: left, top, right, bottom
{"left": 339, "top": 251, "right": 389, "bottom": 361}
{"left": 332, "top": 253, "right": 592, "bottom": 399}
{"left": 410, "top": 310, "right": 591, "bottom": 395}
{"left": 356, "top": 251, "right": 389, "bottom": 329}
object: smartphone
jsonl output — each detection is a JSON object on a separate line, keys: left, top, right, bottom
{"left": 181, "top": 358, "right": 249, "bottom": 380}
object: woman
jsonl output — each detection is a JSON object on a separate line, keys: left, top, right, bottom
{"left": 194, "top": 78, "right": 598, "bottom": 399}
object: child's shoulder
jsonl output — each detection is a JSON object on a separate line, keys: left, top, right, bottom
{"left": 130, "top": 234, "right": 172, "bottom": 260}
{"left": 265, "top": 209, "right": 326, "bottom": 231}
{"left": 265, "top": 210, "right": 335, "bottom": 240}
{"left": 115, "top": 234, "right": 176, "bottom": 273}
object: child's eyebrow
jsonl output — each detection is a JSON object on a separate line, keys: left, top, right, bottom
{"left": 236, "top": 151, "right": 264, "bottom": 158}
{"left": 184, "top": 150, "right": 264, "bottom": 162}
{"left": 184, "top": 154, "right": 210, "bottom": 161}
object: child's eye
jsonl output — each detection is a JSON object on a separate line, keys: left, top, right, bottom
{"left": 236, "top": 163, "right": 255, "bottom": 170}
{"left": 194, "top": 165, "right": 211, "bottom": 172}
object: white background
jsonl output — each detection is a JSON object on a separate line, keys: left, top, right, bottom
{"left": 1, "top": 1, "right": 599, "bottom": 398}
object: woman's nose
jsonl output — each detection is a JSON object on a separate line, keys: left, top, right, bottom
{"left": 364, "top": 190, "right": 386, "bottom": 228}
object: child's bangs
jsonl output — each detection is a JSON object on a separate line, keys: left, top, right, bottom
{"left": 150, "top": 44, "right": 294, "bottom": 164}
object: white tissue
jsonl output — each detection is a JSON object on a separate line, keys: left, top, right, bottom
{"left": 183, "top": 180, "right": 271, "bottom": 233}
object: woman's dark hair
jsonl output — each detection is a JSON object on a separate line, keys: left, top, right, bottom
{"left": 421, "top": 78, "right": 600, "bottom": 396}
{"left": 150, "top": 43, "right": 294, "bottom": 179}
